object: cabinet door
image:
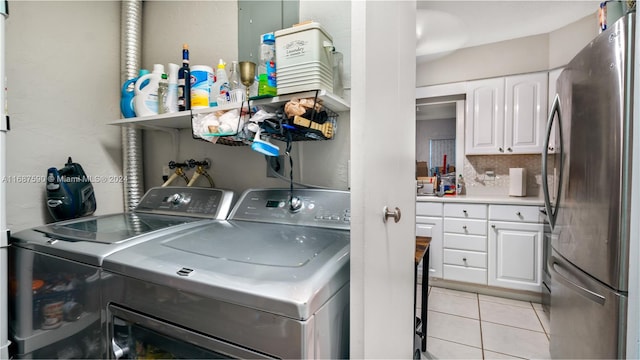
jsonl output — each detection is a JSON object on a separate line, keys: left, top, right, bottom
{"left": 488, "top": 221, "right": 543, "bottom": 292}
{"left": 416, "top": 216, "right": 443, "bottom": 279}
{"left": 504, "top": 73, "right": 548, "bottom": 154}
{"left": 465, "top": 78, "right": 505, "bottom": 155}
{"left": 546, "top": 68, "right": 564, "bottom": 154}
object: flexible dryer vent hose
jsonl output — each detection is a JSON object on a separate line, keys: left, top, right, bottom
{"left": 120, "top": 0, "right": 144, "bottom": 211}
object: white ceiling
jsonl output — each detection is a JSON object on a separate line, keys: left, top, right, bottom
{"left": 416, "top": 1, "right": 601, "bottom": 62}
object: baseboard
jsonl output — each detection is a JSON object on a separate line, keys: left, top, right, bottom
{"left": 424, "top": 277, "right": 543, "bottom": 303}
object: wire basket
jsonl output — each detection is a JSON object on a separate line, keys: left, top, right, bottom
{"left": 191, "top": 108, "right": 250, "bottom": 146}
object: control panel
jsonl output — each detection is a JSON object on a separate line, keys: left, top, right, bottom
{"left": 134, "top": 187, "right": 235, "bottom": 219}
{"left": 229, "top": 188, "right": 350, "bottom": 230}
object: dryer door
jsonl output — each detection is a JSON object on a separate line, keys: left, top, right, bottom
{"left": 108, "top": 305, "right": 274, "bottom": 359}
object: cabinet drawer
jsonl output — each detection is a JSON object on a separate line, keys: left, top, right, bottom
{"left": 444, "top": 203, "right": 486, "bottom": 219}
{"left": 489, "top": 205, "right": 542, "bottom": 223}
{"left": 444, "top": 249, "right": 487, "bottom": 268}
{"left": 416, "top": 222, "right": 438, "bottom": 237}
{"left": 444, "top": 218, "right": 487, "bottom": 236}
{"left": 444, "top": 234, "right": 487, "bottom": 252}
{"left": 416, "top": 202, "right": 443, "bottom": 217}
{"left": 443, "top": 264, "right": 487, "bottom": 285}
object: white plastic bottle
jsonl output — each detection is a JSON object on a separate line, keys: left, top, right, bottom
{"left": 166, "top": 63, "right": 179, "bottom": 113}
{"left": 212, "top": 59, "right": 230, "bottom": 105}
{"left": 134, "top": 63, "right": 164, "bottom": 117}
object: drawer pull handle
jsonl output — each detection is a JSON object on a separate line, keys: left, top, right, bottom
{"left": 516, "top": 211, "right": 521, "bottom": 216}
{"left": 462, "top": 225, "right": 467, "bottom": 230}
{"left": 462, "top": 257, "right": 467, "bottom": 262}
{"left": 491, "top": 224, "right": 496, "bottom": 228}
{"left": 463, "top": 210, "right": 468, "bottom": 214}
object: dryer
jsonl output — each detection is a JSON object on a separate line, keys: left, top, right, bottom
{"left": 102, "top": 188, "right": 350, "bottom": 359}
{"left": 8, "top": 186, "right": 235, "bottom": 359}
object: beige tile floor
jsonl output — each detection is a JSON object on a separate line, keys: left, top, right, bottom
{"left": 418, "top": 286, "right": 551, "bottom": 359}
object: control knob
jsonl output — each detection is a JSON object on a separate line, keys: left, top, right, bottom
{"left": 167, "top": 193, "right": 190, "bottom": 206}
{"left": 289, "top": 196, "right": 303, "bottom": 213}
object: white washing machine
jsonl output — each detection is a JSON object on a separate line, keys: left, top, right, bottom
{"left": 102, "top": 188, "right": 350, "bottom": 359}
{"left": 8, "top": 186, "right": 235, "bottom": 359}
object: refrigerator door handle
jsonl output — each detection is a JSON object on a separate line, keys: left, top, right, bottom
{"left": 550, "top": 255, "right": 606, "bottom": 306}
{"left": 542, "top": 94, "right": 563, "bottom": 229}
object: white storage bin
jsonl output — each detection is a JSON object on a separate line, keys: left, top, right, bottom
{"left": 275, "top": 21, "right": 334, "bottom": 70}
{"left": 275, "top": 22, "right": 334, "bottom": 95}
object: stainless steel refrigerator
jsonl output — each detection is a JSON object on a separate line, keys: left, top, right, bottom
{"left": 542, "top": 11, "right": 635, "bottom": 359}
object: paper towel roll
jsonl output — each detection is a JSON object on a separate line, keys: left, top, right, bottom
{"left": 509, "top": 168, "right": 527, "bottom": 197}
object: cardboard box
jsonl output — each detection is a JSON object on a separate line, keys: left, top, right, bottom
{"left": 416, "top": 161, "right": 428, "bottom": 178}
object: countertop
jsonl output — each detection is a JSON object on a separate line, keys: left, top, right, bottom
{"left": 416, "top": 193, "right": 544, "bottom": 206}
{"left": 415, "top": 236, "right": 431, "bottom": 265}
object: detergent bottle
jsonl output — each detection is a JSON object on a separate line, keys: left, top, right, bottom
{"left": 120, "top": 69, "right": 149, "bottom": 118}
{"left": 134, "top": 64, "right": 164, "bottom": 117}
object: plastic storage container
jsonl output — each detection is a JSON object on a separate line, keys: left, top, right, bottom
{"left": 190, "top": 65, "right": 213, "bottom": 109}
{"left": 275, "top": 21, "right": 334, "bottom": 95}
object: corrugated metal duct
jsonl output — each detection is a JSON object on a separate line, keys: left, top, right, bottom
{"left": 120, "top": 0, "right": 144, "bottom": 211}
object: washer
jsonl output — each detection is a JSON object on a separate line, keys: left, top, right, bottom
{"left": 8, "top": 186, "right": 235, "bottom": 359}
{"left": 102, "top": 188, "right": 350, "bottom": 359}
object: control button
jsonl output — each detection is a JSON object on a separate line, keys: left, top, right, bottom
{"left": 315, "top": 215, "right": 323, "bottom": 220}
{"left": 308, "top": 203, "right": 315, "bottom": 210}
{"left": 279, "top": 201, "right": 286, "bottom": 208}
{"left": 344, "top": 216, "right": 351, "bottom": 222}
{"left": 331, "top": 216, "right": 340, "bottom": 221}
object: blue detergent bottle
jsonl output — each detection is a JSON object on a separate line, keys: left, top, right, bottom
{"left": 120, "top": 69, "right": 150, "bottom": 118}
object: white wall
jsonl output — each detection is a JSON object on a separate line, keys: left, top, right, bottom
{"left": 548, "top": 12, "right": 599, "bottom": 69}
{"left": 297, "top": 0, "right": 351, "bottom": 189}
{"left": 141, "top": 1, "right": 351, "bottom": 193}
{"left": 417, "top": 33, "right": 549, "bottom": 86}
{"left": 416, "top": 118, "right": 455, "bottom": 163}
{"left": 416, "top": 13, "right": 598, "bottom": 87}
{"left": 6, "top": 1, "right": 123, "bottom": 231}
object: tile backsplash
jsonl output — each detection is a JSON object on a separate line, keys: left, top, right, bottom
{"left": 463, "top": 154, "right": 542, "bottom": 197}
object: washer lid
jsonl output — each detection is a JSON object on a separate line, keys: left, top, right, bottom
{"left": 103, "top": 220, "right": 350, "bottom": 319}
{"left": 163, "top": 221, "right": 337, "bottom": 267}
{"left": 33, "top": 213, "right": 203, "bottom": 244}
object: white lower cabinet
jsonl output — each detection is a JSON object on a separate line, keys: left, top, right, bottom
{"left": 442, "top": 203, "right": 488, "bottom": 285}
{"left": 417, "top": 201, "right": 544, "bottom": 292}
{"left": 416, "top": 217, "right": 443, "bottom": 279}
{"left": 416, "top": 202, "right": 444, "bottom": 279}
{"left": 488, "top": 205, "right": 544, "bottom": 292}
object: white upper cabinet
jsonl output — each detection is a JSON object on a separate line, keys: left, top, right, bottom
{"left": 465, "top": 78, "right": 505, "bottom": 155}
{"left": 465, "top": 72, "right": 548, "bottom": 155}
{"left": 505, "top": 73, "right": 548, "bottom": 153}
